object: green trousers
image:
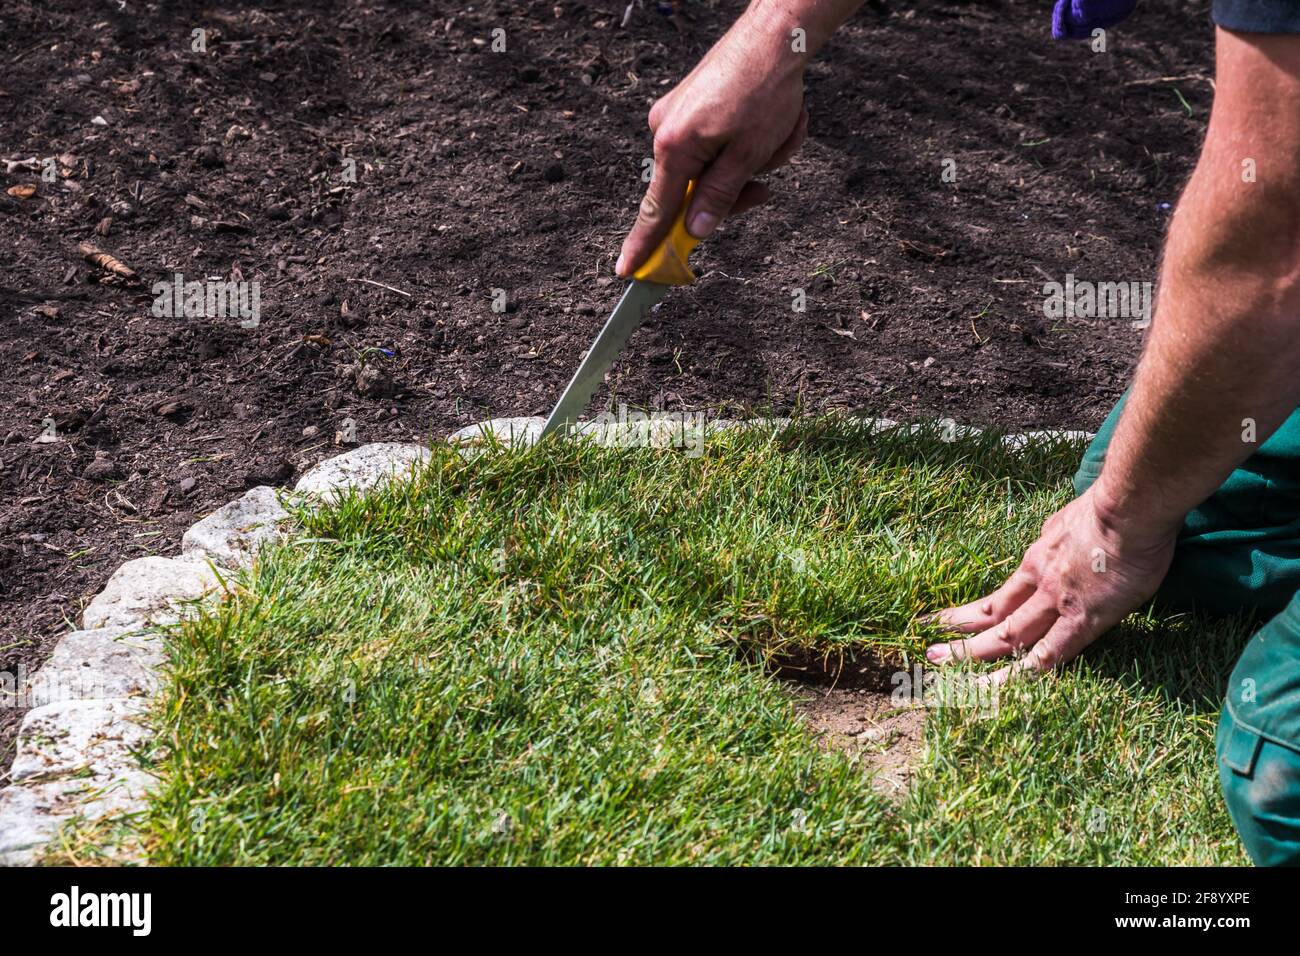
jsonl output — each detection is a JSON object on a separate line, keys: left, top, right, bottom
{"left": 1076, "top": 395, "right": 1300, "bottom": 865}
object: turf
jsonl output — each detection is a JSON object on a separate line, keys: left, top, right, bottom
{"left": 121, "top": 418, "right": 1247, "bottom": 865}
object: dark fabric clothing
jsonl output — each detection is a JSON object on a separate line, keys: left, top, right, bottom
{"left": 1214, "top": 0, "right": 1300, "bottom": 33}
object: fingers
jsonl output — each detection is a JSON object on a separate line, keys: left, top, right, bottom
{"left": 1006, "top": 615, "right": 1094, "bottom": 680}
{"left": 616, "top": 158, "right": 696, "bottom": 278}
{"left": 685, "top": 145, "right": 758, "bottom": 239}
{"left": 929, "top": 591, "right": 1057, "bottom": 663}
{"left": 981, "top": 616, "right": 1094, "bottom": 686}
{"left": 728, "top": 180, "right": 771, "bottom": 217}
{"left": 618, "top": 107, "right": 805, "bottom": 276}
{"left": 933, "top": 570, "right": 1036, "bottom": 634}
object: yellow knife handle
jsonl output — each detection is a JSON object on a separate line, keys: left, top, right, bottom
{"left": 631, "top": 180, "right": 700, "bottom": 286}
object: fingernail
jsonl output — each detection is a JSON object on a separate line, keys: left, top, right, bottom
{"left": 687, "top": 210, "right": 718, "bottom": 238}
{"left": 926, "top": 644, "right": 951, "bottom": 664}
{"left": 615, "top": 253, "right": 627, "bottom": 276}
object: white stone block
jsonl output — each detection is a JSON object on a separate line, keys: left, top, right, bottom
{"left": 21, "top": 626, "right": 161, "bottom": 707}
{"left": 82, "top": 556, "right": 222, "bottom": 630}
{"left": 448, "top": 416, "right": 546, "bottom": 447}
{"left": 293, "top": 442, "right": 431, "bottom": 501}
{"left": 10, "top": 697, "right": 150, "bottom": 784}
{"left": 182, "top": 485, "right": 292, "bottom": 566}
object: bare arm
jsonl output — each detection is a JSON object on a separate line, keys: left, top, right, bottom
{"left": 932, "top": 27, "right": 1300, "bottom": 680}
{"left": 615, "top": 0, "right": 866, "bottom": 277}
{"left": 1094, "top": 27, "right": 1300, "bottom": 537}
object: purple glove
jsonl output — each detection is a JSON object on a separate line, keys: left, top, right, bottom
{"left": 1052, "top": 0, "right": 1137, "bottom": 40}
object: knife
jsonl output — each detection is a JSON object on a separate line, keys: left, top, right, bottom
{"left": 540, "top": 181, "right": 701, "bottom": 438}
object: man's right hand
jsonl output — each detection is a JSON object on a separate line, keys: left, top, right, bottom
{"left": 615, "top": 9, "right": 810, "bottom": 277}
{"left": 927, "top": 486, "right": 1177, "bottom": 685}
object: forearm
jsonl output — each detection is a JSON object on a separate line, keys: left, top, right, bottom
{"left": 730, "top": 0, "right": 866, "bottom": 65}
{"left": 1094, "top": 218, "right": 1300, "bottom": 539}
{"left": 1093, "top": 31, "right": 1300, "bottom": 539}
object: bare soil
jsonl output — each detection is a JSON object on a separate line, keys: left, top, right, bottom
{"left": 793, "top": 684, "right": 925, "bottom": 798}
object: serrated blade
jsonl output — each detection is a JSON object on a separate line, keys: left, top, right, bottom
{"left": 540, "top": 280, "right": 668, "bottom": 437}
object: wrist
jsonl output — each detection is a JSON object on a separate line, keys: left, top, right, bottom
{"left": 738, "top": 1, "right": 821, "bottom": 70}
{"left": 1089, "top": 474, "right": 1184, "bottom": 547}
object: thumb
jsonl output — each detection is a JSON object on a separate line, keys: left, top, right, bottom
{"left": 616, "top": 162, "right": 693, "bottom": 278}
{"left": 685, "top": 147, "right": 754, "bottom": 240}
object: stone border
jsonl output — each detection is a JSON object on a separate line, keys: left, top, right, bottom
{"left": 0, "top": 418, "right": 1091, "bottom": 865}
{"left": 0, "top": 442, "right": 431, "bottom": 865}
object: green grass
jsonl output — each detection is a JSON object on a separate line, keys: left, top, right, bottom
{"left": 127, "top": 418, "right": 1247, "bottom": 865}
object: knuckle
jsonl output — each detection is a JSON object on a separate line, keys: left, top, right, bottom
{"left": 997, "top": 631, "right": 1025, "bottom": 654}
{"left": 653, "top": 125, "right": 691, "bottom": 156}
{"left": 638, "top": 192, "right": 664, "bottom": 221}
{"left": 1056, "top": 591, "right": 1084, "bottom": 617}
{"left": 1032, "top": 643, "right": 1061, "bottom": 670}
{"left": 648, "top": 103, "right": 665, "bottom": 131}
{"left": 697, "top": 182, "right": 739, "bottom": 210}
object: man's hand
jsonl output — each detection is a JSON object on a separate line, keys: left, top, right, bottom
{"left": 932, "top": 27, "right": 1300, "bottom": 683}
{"left": 615, "top": 12, "right": 808, "bottom": 277}
{"left": 927, "top": 488, "right": 1176, "bottom": 684}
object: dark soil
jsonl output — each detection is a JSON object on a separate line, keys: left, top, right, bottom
{"left": 0, "top": 0, "right": 1215, "bottom": 771}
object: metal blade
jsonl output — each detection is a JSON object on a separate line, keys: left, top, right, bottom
{"left": 540, "top": 280, "right": 667, "bottom": 437}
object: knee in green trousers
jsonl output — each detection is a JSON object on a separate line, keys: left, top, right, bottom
{"left": 1077, "top": 394, "right": 1300, "bottom": 865}
{"left": 1217, "top": 698, "right": 1300, "bottom": 866}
